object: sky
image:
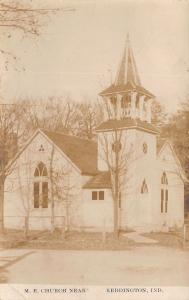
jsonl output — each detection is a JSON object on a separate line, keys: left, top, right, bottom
{"left": 1, "top": 0, "right": 189, "bottom": 113}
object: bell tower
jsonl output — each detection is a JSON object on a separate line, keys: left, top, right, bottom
{"left": 96, "top": 36, "right": 159, "bottom": 230}
{"left": 99, "top": 35, "right": 154, "bottom": 124}
{"left": 96, "top": 36, "right": 158, "bottom": 172}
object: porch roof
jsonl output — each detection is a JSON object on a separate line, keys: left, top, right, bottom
{"left": 83, "top": 171, "right": 111, "bottom": 189}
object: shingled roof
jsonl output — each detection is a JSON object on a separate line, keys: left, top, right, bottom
{"left": 96, "top": 118, "right": 159, "bottom": 134}
{"left": 99, "top": 36, "right": 154, "bottom": 98}
{"left": 114, "top": 35, "right": 141, "bottom": 87}
{"left": 83, "top": 171, "right": 111, "bottom": 189}
{"left": 42, "top": 130, "right": 98, "bottom": 175}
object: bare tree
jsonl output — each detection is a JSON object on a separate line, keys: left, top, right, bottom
{"left": 48, "top": 144, "right": 78, "bottom": 235}
{"left": 23, "top": 96, "right": 104, "bottom": 139}
{"left": 99, "top": 127, "right": 133, "bottom": 239}
{"left": 17, "top": 158, "right": 34, "bottom": 239}
{"left": 23, "top": 97, "right": 80, "bottom": 135}
{"left": 0, "top": 0, "right": 75, "bottom": 69}
{"left": 0, "top": 102, "right": 29, "bottom": 231}
{"left": 98, "top": 98, "right": 134, "bottom": 237}
{"left": 76, "top": 100, "right": 103, "bottom": 140}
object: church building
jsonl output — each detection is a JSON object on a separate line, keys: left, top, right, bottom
{"left": 4, "top": 37, "right": 185, "bottom": 232}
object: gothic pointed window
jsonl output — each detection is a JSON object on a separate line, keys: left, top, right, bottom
{"left": 34, "top": 162, "right": 48, "bottom": 208}
{"left": 143, "top": 142, "right": 148, "bottom": 154}
{"left": 161, "top": 172, "right": 168, "bottom": 185}
{"left": 141, "top": 179, "right": 148, "bottom": 194}
{"left": 161, "top": 172, "right": 168, "bottom": 213}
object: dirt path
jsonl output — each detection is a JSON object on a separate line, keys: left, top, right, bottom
{"left": 0, "top": 246, "right": 188, "bottom": 286}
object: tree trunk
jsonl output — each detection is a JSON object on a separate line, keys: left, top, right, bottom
{"left": 50, "top": 146, "right": 55, "bottom": 233}
{"left": 113, "top": 182, "right": 119, "bottom": 239}
{"left": 50, "top": 198, "right": 55, "bottom": 233}
{"left": 24, "top": 215, "right": 30, "bottom": 240}
{"left": 0, "top": 178, "right": 4, "bottom": 233}
{"left": 65, "top": 202, "right": 70, "bottom": 233}
{"left": 113, "top": 130, "right": 120, "bottom": 239}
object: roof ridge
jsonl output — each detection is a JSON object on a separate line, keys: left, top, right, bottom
{"left": 41, "top": 129, "right": 97, "bottom": 144}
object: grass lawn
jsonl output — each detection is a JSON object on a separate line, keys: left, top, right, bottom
{"left": 0, "top": 229, "right": 135, "bottom": 250}
{"left": 143, "top": 232, "right": 184, "bottom": 248}
{"left": 0, "top": 228, "right": 187, "bottom": 250}
{"left": 26, "top": 230, "right": 137, "bottom": 250}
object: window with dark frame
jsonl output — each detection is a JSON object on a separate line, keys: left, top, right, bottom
{"left": 161, "top": 189, "right": 164, "bottom": 213}
{"left": 161, "top": 172, "right": 168, "bottom": 185}
{"left": 165, "top": 189, "right": 168, "bottom": 213}
{"left": 34, "top": 182, "right": 40, "bottom": 208}
{"left": 161, "top": 172, "right": 168, "bottom": 213}
{"left": 92, "top": 191, "right": 98, "bottom": 200}
{"left": 143, "top": 142, "right": 148, "bottom": 154}
{"left": 42, "top": 182, "right": 48, "bottom": 208}
{"left": 92, "top": 191, "right": 104, "bottom": 200}
{"left": 99, "top": 191, "right": 104, "bottom": 200}
{"left": 141, "top": 179, "right": 148, "bottom": 194}
{"left": 34, "top": 162, "right": 48, "bottom": 209}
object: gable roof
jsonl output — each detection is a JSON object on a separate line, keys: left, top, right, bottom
{"left": 157, "top": 139, "right": 188, "bottom": 183}
{"left": 42, "top": 130, "right": 98, "bottom": 175}
{"left": 6, "top": 129, "right": 98, "bottom": 176}
{"left": 157, "top": 137, "right": 167, "bottom": 154}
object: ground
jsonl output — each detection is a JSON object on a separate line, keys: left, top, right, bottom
{"left": 0, "top": 246, "right": 188, "bottom": 285}
{"left": 0, "top": 230, "right": 188, "bottom": 286}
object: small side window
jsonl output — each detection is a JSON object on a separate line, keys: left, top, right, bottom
{"left": 99, "top": 191, "right": 104, "bottom": 200}
{"left": 92, "top": 191, "right": 98, "bottom": 200}
{"left": 92, "top": 191, "right": 105, "bottom": 200}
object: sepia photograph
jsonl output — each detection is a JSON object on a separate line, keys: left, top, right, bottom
{"left": 0, "top": 0, "right": 188, "bottom": 299}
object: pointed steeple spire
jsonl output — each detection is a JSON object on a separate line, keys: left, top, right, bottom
{"left": 115, "top": 35, "right": 141, "bottom": 86}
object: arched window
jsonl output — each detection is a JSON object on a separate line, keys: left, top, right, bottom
{"left": 143, "top": 142, "right": 148, "bottom": 154}
{"left": 161, "top": 172, "right": 168, "bottom": 213}
{"left": 34, "top": 162, "right": 48, "bottom": 209}
{"left": 141, "top": 179, "right": 148, "bottom": 194}
{"left": 161, "top": 172, "right": 168, "bottom": 185}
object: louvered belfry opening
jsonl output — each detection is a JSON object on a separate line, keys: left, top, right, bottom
{"left": 100, "top": 35, "right": 154, "bottom": 124}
